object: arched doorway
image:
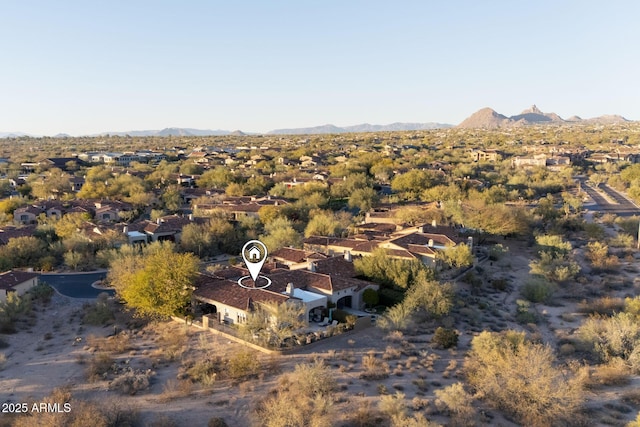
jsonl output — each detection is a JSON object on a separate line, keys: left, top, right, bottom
{"left": 336, "top": 295, "right": 352, "bottom": 309}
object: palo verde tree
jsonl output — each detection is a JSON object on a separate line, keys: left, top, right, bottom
{"left": 108, "top": 241, "right": 199, "bottom": 318}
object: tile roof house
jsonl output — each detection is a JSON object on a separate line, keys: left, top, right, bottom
{"left": 0, "top": 225, "right": 37, "bottom": 245}
{"left": 270, "top": 247, "right": 327, "bottom": 268}
{"left": 304, "top": 222, "right": 469, "bottom": 268}
{"left": 0, "top": 270, "right": 39, "bottom": 302}
{"left": 14, "top": 206, "right": 43, "bottom": 224}
{"left": 192, "top": 255, "right": 379, "bottom": 326}
{"left": 143, "top": 215, "right": 202, "bottom": 242}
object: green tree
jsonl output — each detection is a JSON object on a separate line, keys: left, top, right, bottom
{"left": 162, "top": 185, "right": 182, "bottom": 212}
{"left": 436, "top": 244, "right": 473, "bottom": 268}
{"left": 304, "top": 210, "right": 351, "bottom": 238}
{"left": 109, "top": 243, "right": 198, "bottom": 318}
{"left": 180, "top": 223, "right": 213, "bottom": 257}
{"left": 259, "top": 217, "right": 301, "bottom": 252}
{"left": 54, "top": 212, "right": 92, "bottom": 239}
{"left": 197, "top": 167, "right": 235, "bottom": 189}
{"left": 404, "top": 270, "right": 454, "bottom": 318}
{"left": 391, "top": 169, "right": 437, "bottom": 200}
{"left": 0, "top": 236, "right": 49, "bottom": 268}
{"left": 29, "top": 168, "right": 72, "bottom": 199}
{"left": 348, "top": 187, "right": 378, "bottom": 212}
{"left": 362, "top": 288, "right": 379, "bottom": 308}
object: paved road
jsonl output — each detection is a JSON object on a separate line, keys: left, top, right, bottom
{"left": 577, "top": 178, "right": 640, "bottom": 217}
{"left": 40, "top": 271, "right": 113, "bottom": 299}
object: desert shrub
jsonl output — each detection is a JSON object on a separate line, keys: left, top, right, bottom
{"left": 610, "top": 233, "right": 635, "bottom": 248}
{"left": 28, "top": 282, "right": 54, "bottom": 303}
{"left": 625, "top": 296, "right": 640, "bottom": 318}
{"left": 585, "top": 358, "right": 631, "bottom": 388}
{"left": 86, "top": 352, "right": 115, "bottom": 381}
{"left": 584, "top": 222, "right": 606, "bottom": 240}
{"left": 361, "top": 354, "right": 390, "bottom": 380}
{"left": 615, "top": 216, "right": 640, "bottom": 237}
{"left": 290, "top": 361, "right": 337, "bottom": 397}
{"left": 379, "top": 392, "right": 407, "bottom": 422}
{"left": 382, "top": 345, "right": 402, "bottom": 360}
{"left": 578, "top": 312, "right": 640, "bottom": 372}
{"left": 87, "top": 333, "right": 131, "bottom": 354}
{"left": 434, "top": 382, "right": 476, "bottom": 426}
{"left": 378, "top": 301, "right": 414, "bottom": 331}
{"left": 586, "top": 241, "right": 620, "bottom": 271}
{"left": 515, "top": 299, "right": 538, "bottom": 324}
{"left": 489, "top": 243, "right": 508, "bottom": 261}
{"left": 491, "top": 278, "right": 508, "bottom": 291}
{"left": 161, "top": 379, "right": 193, "bottom": 401}
{"left": 530, "top": 250, "right": 580, "bottom": 283}
{"left": 11, "top": 388, "right": 139, "bottom": 427}
{"left": 0, "top": 292, "right": 31, "bottom": 321}
{"left": 465, "top": 330, "right": 584, "bottom": 426}
{"left": 186, "top": 358, "right": 219, "bottom": 385}
{"left": 109, "top": 369, "right": 153, "bottom": 395}
{"left": 228, "top": 350, "right": 261, "bottom": 380}
{"left": 151, "top": 323, "right": 188, "bottom": 361}
{"left": 578, "top": 296, "right": 625, "bottom": 316}
{"left": 348, "top": 400, "right": 385, "bottom": 427}
{"left": 331, "top": 309, "right": 350, "bottom": 323}
{"left": 432, "top": 327, "right": 459, "bottom": 349}
{"left": 521, "top": 277, "right": 556, "bottom": 303}
{"left": 628, "top": 414, "right": 640, "bottom": 427}
{"left": 535, "top": 234, "right": 572, "bottom": 254}
{"left": 208, "top": 418, "right": 229, "bottom": 427}
{"left": 253, "top": 361, "right": 335, "bottom": 427}
{"left": 83, "top": 293, "right": 115, "bottom": 325}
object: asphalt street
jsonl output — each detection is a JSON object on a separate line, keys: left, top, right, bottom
{"left": 577, "top": 178, "right": 640, "bottom": 217}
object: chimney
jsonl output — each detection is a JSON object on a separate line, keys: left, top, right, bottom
{"left": 344, "top": 250, "right": 352, "bottom": 262}
{"left": 123, "top": 225, "right": 129, "bottom": 234}
{"left": 188, "top": 213, "right": 194, "bottom": 221}
{"left": 309, "top": 262, "right": 317, "bottom": 272}
{"left": 286, "top": 282, "right": 294, "bottom": 296}
{"left": 428, "top": 239, "right": 434, "bottom": 247}
{"left": 467, "top": 236, "right": 474, "bottom": 251}
{"left": 431, "top": 219, "right": 437, "bottom": 227}
{"left": 157, "top": 218, "right": 161, "bottom": 224}
{"left": 418, "top": 225, "right": 425, "bottom": 233}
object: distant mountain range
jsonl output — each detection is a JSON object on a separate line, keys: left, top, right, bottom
{"left": 0, "top": 123, "right": 452, "bottom": 138}
{"left": 1, "top": 110, "right": 634, "bottom": 138}
{"left": 457, "top": 105, "right": 631, "bottom": 128}
{"left": 267, "top": 122, "right": 452, "bottom": 135}
{"left": 0, "top": 132, "right": 32, "bottom": 138}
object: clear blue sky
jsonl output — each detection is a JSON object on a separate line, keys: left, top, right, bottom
{"left": 1, "top": 1, "right": 638, "bottom": 135}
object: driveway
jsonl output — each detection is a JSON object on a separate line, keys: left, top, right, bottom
{"left": 577, "top": 178, "right": 640, "bottom": 217}
{"left": 40, "top": 271, "right": 113, "bottom": 299}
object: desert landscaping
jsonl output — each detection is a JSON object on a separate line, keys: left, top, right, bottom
{"left": 2, "top": 215, "right": 640, "bottom": 427}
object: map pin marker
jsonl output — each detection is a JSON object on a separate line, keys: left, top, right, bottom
{"left": 242, "top": 240, "right": 268, "bottom": 283}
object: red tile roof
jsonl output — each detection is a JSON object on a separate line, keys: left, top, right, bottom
{"left": 0, "top": 270, "right": 39, "bottom": 290}
{"left": 0, "top": 226, "right": 37, "bottom": 245}
{"left": 270, "top": 247, "right": 316, "bottom": 263}
{"left": 193, "top": 275, "right": 289, "bottom": 311}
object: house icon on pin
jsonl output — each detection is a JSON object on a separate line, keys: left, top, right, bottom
{"left": 247, "top": 246, "right": 261, "bottom": 262}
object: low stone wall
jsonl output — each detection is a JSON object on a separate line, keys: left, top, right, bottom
{"left": 172, "top": 314, "right": 373, "bottom": 355}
